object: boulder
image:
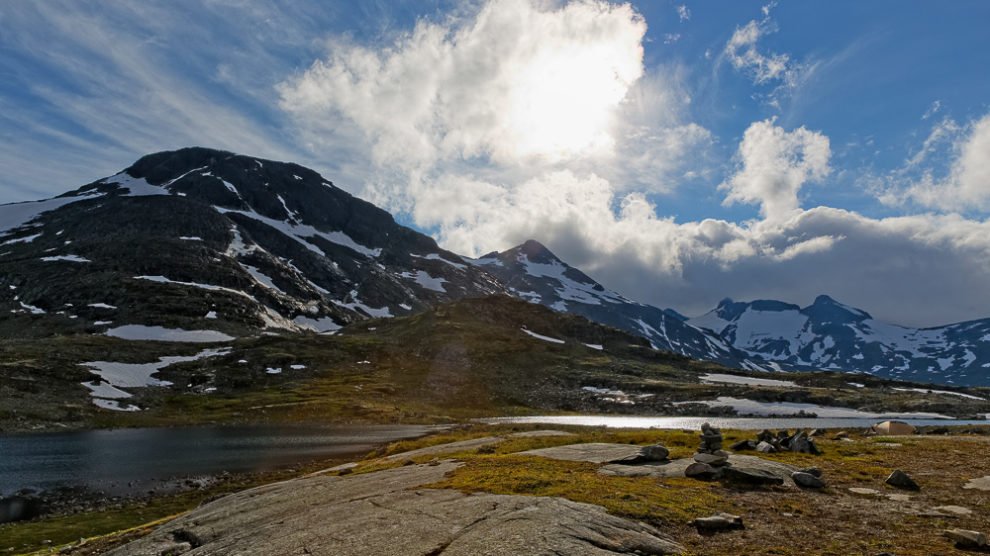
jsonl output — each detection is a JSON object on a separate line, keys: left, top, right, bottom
{"left": 791, "top": 472, "right": 826, "bottom": 489}
{"left": 943, "top": 529, "right": 987, "bottom": 549}
{"left": 730, "top": 439, "right": 756, "bottom": 452}
{"left": 833, "top": 431, "right": 849, "bottom": 440}
{"left": 690, "top": 512, "right": 744, "bottom": 532}
{"left": 808, "top": 429, "right": 824, "bottom": 437}
{"left": 640, "top": 445, "right": 671, "bottom": 461}
{"left": 885, "top": 469, "right": 920, "bottom": 491}
{"left": 694, "top": 452, "right": 728, "bottom": 466}
{"left": 721, "top": 466, "right": 785, "bottom": 486}
{"left": 685, "top": 462, "right": 718, "bottom": 480}
{"left": 756, "top": 441, "right": 776, "bottom": 453}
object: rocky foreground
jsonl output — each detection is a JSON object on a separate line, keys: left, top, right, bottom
{"left": 38, "top": 425, "right": 982, "bottom": 556}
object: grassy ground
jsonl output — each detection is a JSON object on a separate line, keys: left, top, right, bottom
{"left": 345, "top": 424, "right": 990, "bottom": 556}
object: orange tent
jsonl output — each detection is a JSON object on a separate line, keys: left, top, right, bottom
{"left": 873, "top": 420, "right": 916, "bottom": 435}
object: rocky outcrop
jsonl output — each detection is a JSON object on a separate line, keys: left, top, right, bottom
{"left": 106, "top": 461, "right": 683, "bottom": 555}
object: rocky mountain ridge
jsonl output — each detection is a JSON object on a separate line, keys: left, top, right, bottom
{"left": 2, "top": 147, "right": 989, "bottom": 385}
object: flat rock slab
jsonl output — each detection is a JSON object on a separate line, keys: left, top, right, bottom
{"left": 508, "top": 429, "right": 577, "bottom": 438}
{"left": 107, "top": 462, "right": 683, "bottom": 556}
{"left": 964, "top": 476, "right": 990, "bottom": 491}
{"left": 933, "top": 505, "right": 973, "bottom": 516}
{"left": 521, "top": 443, "right": 644, "bottom": 464}
{"left": 600, "top": 454, "right": 798, "bottom": 486}
{"left": 384, "top": 436, "right": 503, "bottom": 461}
{"left": 849, "top": 488, "right": 881, "bottom": 496}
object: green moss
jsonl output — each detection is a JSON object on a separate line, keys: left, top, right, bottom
{"left": 428, "top": 455, "right": 725, "bottom": 525}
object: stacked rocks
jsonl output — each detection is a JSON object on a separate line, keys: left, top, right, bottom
{"left": 688, "top": 423, "right": 730, "bottom": 477}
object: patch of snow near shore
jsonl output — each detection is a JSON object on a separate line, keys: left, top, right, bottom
{"left": 89, "top": 303, "right": 116, "bottom": 309}
{"left": 106, "top": 324, "right": 234, "bottom": 343}
{"left": 700, "top": 373, "right": 798, "bottom": 388}
{"left": 82, "top": 348, "right": 228, "bottom": 410}
{"left": 94, "top": 399, "right": 141, "bottom": 412}
{"left": 521, "top": 327, "right": 565, "bottom": 344}
{"left": 676, "top": 397, "right": 952, "bottom": 419}
{"left": 893, "top": 387, "right": 985, "bottom": 401}
{"left": 584, "top": 343, "right": 604, "bottom": 350}
{"left": 82, "top": 348, "right": 228, "bottom": 389}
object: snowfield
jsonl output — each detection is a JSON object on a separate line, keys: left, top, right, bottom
{"left": 105, "top": 324, "right": 235, "bottom": 343}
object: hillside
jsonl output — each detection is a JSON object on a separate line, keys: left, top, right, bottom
{"left": 3, "top": 296, "right": 987, "bottom": 433}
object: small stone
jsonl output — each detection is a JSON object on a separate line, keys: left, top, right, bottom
{"left": 885, "top": 469, "right": 920, "bottom": 491}
{"left": 685, "top": 462, "right": 718, "bottom": 480}
{"left": 730, "top": 439, "right": 756, "bottom": 451}
{"left": 798, "top": 467, "right": 822, "bottom": 478}
{"left": 694, "top": 452, "right": 728, "bottom": 466}
{"left": 791, "top": 471, "right": 826, "bottom": 489}
{"left": 943, "top": 529, "right": 987, "bottom": 549}
{"left": 690, "top": 512, "right": 744, "bottom": 532}
{"left": 756, "top": 441, "right": 776, "bottom": 453}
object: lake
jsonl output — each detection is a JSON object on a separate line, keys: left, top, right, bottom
{"left": 0, "top": 424, "right": 445, "bottom": 497}
{"left": 483, "top": 415, "right": 989, "bottom": 430}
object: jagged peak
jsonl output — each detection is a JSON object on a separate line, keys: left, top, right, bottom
{"left": 509, "top": 239, "right": 562, "bottom": 265}
{"left": 805, "top": 294, "right": 872, "bottom": 321}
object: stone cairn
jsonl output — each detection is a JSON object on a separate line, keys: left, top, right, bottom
{"left": 692, "top": 423, "right": 729, "bottom": 466}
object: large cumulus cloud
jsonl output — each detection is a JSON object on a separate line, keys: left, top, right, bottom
{"left": 278, "top": 0, "right": 990, "bottom": 327}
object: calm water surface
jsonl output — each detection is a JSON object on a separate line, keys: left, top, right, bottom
{"left": 0, "top": 424, "right": 445, "bottom": 496}
{"left": 484, "top": 415, "right": 989, "bottom": 430}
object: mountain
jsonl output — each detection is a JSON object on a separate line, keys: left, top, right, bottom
{"left": 689, "top": 295, "right": 990, "bottom": 386}
{"left": 468, "top": 240, "right": 748, "bottom": 367}
{"left": 2, "top": 147, "right": 989, "bottom": 386}
{"left": 1, "top": 147, "right": 503, "bottom": 339}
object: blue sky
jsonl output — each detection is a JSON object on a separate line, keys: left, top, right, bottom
{"left": 1, "top": 1, "right": 989, "bottom": 325}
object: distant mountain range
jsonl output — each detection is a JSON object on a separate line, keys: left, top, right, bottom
{"left": 2, "top": 147, "right": 988, "bottom": 385}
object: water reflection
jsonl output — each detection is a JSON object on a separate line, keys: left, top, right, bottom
{"left": 0, "top": 424, "right": 443, "bottom": 496}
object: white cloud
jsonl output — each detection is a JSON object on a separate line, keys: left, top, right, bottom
{"left": 922, "top": 100, "right": 942, "bottom": 120}
{"left": 279, "top": 0, "right": 648, "bottom": 170}
{"left": 720, "top": 4, "right": 811, "bottom": 107}
{"left": 879, "top": 112, "right": 990, "bottom": 212}
{"left": 275, "top": 0, "right": 990, "bottom": 327}
{"left": 721, "top": 119, "right": 831, "bottom": 220}
{"left": 676, "top": 5, "right": 690, "bottom": 22}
